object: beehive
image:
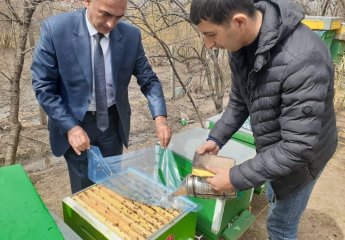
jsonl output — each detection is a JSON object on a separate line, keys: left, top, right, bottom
{"left": 302, "top": 16, "right": 342, "bottom": 30}
{"left": 63, "top": 184, "right": 197, "bottom": 240}
{"left": 168, "top": 128, "right": 257, "bottom": 239}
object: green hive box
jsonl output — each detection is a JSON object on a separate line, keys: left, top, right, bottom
{"left": 331, "top": 39, "right": 345, "bottom": 63}
{"left": 0, "top": 164, "right": 63, "bottom": 240}
{"left": 313, "top": 30, "right": 336, "bottom": 48}
{"left": 206, "top": 114, "right": 255, "bottom": 148}
{"left": 168, "top": 128, "right": 257, "bottom": 240}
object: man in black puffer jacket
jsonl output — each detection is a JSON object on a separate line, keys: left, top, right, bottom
{"left": 191, "top": 0, "right": 338, "bottom": 239}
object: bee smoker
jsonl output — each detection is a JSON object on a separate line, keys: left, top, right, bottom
{"left": 172, "top": 174, "right": 236, "bottom": 200}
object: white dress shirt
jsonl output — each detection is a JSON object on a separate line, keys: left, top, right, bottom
{"left": 85, "top": 11, "right": 116, "bottom": 111}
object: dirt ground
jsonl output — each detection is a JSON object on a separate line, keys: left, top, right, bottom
{"left": 1, "top": 47, "right": 345, "bottom": 239}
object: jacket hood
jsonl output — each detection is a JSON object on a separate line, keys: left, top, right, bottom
{"left": 255, "top": 0, "right": 304, "bottom": 55}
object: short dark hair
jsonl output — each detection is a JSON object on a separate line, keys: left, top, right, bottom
{"left": 190, "top": 0, "right": 256, "bottom": 25}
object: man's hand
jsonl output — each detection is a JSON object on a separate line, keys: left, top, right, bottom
{"left": 196, "top": 140, "right": 220, "bottom": 155}
{"left": 67, "top": 126, "right": 90, "bottom": 155}
{"left": 205, "top": 166, "right": 234, "bottom": 192}
{"left": 155, "top": 116, "right": 172, "bottom": 148}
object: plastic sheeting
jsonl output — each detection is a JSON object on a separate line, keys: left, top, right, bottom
{"left": 157, "top": 147, "right": 182, "bottom": 190}
{"left": 87, "top": 145, "right": 199, "bottom": 212}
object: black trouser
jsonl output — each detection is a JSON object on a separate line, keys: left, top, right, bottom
{"left": 64, "top": 105, "right": 123, "bottom": 193}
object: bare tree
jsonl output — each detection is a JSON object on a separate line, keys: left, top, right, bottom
{"left": 127, "top": 0, "right": 229, "bottom": 120}
{"left": 1, "top": 0, "right": 51, "bottom": 165}
{"left": 2, "top": 0, "right": 343, "bottom": 165}
{"left": 295, "top": 0, "right": 345, "bottom": 16}
{"left": 336, "top": 0, "right": 345, "bottom": 18}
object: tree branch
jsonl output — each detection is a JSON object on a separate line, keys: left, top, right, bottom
{"left": 128, "top": 0, "right": 205, "bottom": 127}
{"left": 22, "top": 45, "right": 36, "bottom": 55}
{"left": 5, "top": 0, "right": 22, "bottom": 23}
{"left": 0, "top": 11, "right": 13, "bottom": 22}
{"left": 0, "top": 70, "right": 12, "bottom": 84}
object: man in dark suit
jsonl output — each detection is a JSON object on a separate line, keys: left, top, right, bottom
{"left": 31, "top": 0, "right": 171, "bottom": 193}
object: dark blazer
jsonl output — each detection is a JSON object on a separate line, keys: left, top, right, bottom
{"left": 32, "top": 9, "right": 167, "bottom": 157}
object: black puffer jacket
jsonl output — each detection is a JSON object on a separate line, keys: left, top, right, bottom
{"left": 209, "top": 0, "right": 338, "bottom": 199}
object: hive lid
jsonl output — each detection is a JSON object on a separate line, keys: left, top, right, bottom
{"left": 168, "top": 128, "right": 256, "bottom": 164}
{"left": 0, "top": 164, "right": 63, "bottom": 240}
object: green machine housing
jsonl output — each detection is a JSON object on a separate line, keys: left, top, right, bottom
{"left": 168, "top": 127, "right": 257, "bottom": 240}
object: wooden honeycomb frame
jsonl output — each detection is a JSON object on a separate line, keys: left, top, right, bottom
{"left": 72, "top": 185, "right": 181, "bottom": 240}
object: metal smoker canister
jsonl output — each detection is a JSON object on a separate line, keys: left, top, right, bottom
{"left": 183, "top": 174, "right": 236, "bottom": 199}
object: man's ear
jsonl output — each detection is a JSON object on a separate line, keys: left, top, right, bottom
{"left": 231, "top": 13, "right": 248, "bottom": 29}
{"left": 84, "top": 0, "right": 91, "bottom": 8}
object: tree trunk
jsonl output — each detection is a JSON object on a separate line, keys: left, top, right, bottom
{"left": 127, "top": 0, "right": 205, "bottom": 127}
{"left": 5, "top": 1, "right": 36, "bottom": 165}
{"left": 210, "top": 49, "right": 225, "bottom": 113}
{"left": 337, "top": 0, "right": 345, "bottom": 19}
{"left": 28, "top": 26, "right": 35, "bottom": 53}
{"left": 321, "top": 0, "right": 331, "bottom": 16}
{"left": 5, "top": 121, "right": 22, "bottom": 165}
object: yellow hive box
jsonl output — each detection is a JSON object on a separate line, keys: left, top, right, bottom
{"left": 302, "top": 16, "right": 342, "bottom": 30}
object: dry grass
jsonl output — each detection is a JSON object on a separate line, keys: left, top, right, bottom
{"left": 334, "top": 58, "right": 345, "bottom": 112}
